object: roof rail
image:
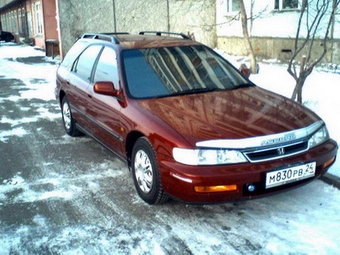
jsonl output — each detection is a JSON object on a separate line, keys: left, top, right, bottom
{"left": 100, "top": 32, "right": 129, "bottom": 36}
{"left": 81, "top": 32, "right": 129, "bottom": 44}
{"left": 139, "top": 31, "right": 191, "bottom": 40}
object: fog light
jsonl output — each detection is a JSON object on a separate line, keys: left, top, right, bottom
{"left": 247, "top": 184, "right": 256, "bottom": 192}
{"left": 194, "top": 185, "right": 237, "bottom": 193}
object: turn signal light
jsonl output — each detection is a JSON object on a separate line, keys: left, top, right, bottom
{"left": 323, "top": 157, "right": 336, "bottom": 169}
{"left": 194, "top": 185, "right": 237, "bottom": 193}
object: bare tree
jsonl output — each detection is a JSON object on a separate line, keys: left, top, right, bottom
{"left": 237, "top": 0, "right": 257, "bottom": 73}
{"left": 288, "top": 0, "right": 340, "bottom": 103}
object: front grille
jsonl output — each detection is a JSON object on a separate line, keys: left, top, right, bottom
{"left": 244, "top": 141, "right": 308, "bottom": 162}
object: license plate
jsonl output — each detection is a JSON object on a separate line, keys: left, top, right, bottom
{"left": 265, "top": 162, "right": 316, "bottom": 189}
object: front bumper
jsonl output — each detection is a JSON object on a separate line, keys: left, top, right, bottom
{"left": 159, "top": 139, "right": 338, "bottom": 204}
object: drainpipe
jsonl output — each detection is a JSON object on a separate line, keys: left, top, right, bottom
{"left": 166, "top": 0, "right": 170, "bottom": 32}
{"left": 55, "top": 0, "right": 63, "bottom": 59}
{"left": 112, "top": 0, "right": 117, "bottom": 32}
{"left": 41, "top": 0, "right": 46, "bottom": 46}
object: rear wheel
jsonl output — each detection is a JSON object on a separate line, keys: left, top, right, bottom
{"left": 132, "top": 137, "right": 168, "bottom": 204}
{"left": 61, "top": 97, "right": 82, "bottom": 136}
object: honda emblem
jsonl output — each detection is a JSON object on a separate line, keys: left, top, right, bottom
{"left": 277, "top": 147, "right": 285, "bottom": 155}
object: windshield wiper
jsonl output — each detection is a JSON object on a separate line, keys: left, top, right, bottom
{"left": 236, "top": 83, "right": 255, "bottom": 89}
{"left": 171, "top": 87, "right": 220, "bottom": 96}
{"left": 153, "top": 85, "right": 253, "bottom": 99}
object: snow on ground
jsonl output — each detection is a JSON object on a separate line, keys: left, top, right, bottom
{"left": 0, "top": 43, "right": 57, "bottom": 101}
{"left": 0, "top": 43, "right": 59, "bottom": 143}
{"left": 0, "top": 43, "right": 339, "bottom": 254}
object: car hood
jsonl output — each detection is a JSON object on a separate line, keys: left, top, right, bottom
{"left": 137, "top": 86, "right": 320, "bottom": 146}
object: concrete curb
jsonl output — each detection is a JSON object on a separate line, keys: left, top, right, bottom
{"left": 320, "top": 173, "right": 340, "bottom": 190}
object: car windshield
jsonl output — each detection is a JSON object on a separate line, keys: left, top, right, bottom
{"left": 122, "top": 45, "right": 252, "bottom": 99}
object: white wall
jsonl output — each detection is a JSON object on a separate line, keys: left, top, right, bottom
{"left": 216, "top": 0, "right": 340, "bottom": 39}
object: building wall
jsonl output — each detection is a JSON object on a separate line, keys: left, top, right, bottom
{"left": 217, "top": 36, "right": 340, "bottom": 63}
{"left": 2, "top": 0, "right": 338, "bottom": 63}
{"left": 115, "top": 0, "right": 216, "bottom": 46}
{"left": 42, "top": 0, "right": 57, "bottom": 40}
{"left": 0, "top": 0, "right": 58, "bottom": 49}
{"left": 41, "top": 0, "right": 58, "bottom": 56}
{"left": 216, "top": 0, "right": 340, "bottom": 38}
{"left": 32, "top": 0, "right": 45, "bottom": 48}
{"left": 57, "top": 0, "right": 115, "bottom": 58}
{"left": 0, "top": 0, "right": 15, "bottom": 6}
{"left": 57, "top": 0, "right": 216, "bottom": 58}
{"left": 216, "top": 0, "right": 340, "bottom": 63}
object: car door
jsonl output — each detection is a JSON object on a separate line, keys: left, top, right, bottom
{"left": 86, "top": 46, "right": 124, "bottom": 157}
{"left": 67, "top": 45, "right": 103, "bottom": 130}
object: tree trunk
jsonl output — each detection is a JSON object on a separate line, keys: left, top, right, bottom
{"left": 291, "top": 77, "right": 305, "bottom": 104}
{"left": 287, "top": 0, "right": 339, "bottom": 103}
{"left": 291, "top": 56, "right": 308, "bottom": 103}
{"left": 238, "top": 0, "right": 257, "bottom": 73}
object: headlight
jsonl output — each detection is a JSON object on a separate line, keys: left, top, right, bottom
{"left": 173, "top": 148, "right": 248, "bottom": 165}
{"left": 308, "top": 125, "right": 329, "bottom": 148}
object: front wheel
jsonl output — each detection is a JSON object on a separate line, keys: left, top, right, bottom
{"left": 61, "top": 97, "right": 82, "bottom": 136}
{"left": 132, "top": 137, "right": 168, "bottom": 204}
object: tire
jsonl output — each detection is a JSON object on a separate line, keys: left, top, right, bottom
{"left": 61, "top": 97, "right": 82, "bottom": 136}
{"left": 132, "top": 137, "right": 168, "bottom": 204}
{"left": 5, "top": 36, "right": 12, "bottom": 42}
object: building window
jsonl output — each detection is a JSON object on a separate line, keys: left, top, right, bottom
{"left": 275, "top": 0, "right": 299, "bottom": 10}
{"left": 34, "top": 2, "right": 43, "bottom": 35}
{"left": 19, "top": 7, "right": 26, "bottom": 36}
{"left": 227, "top": 0, "right": 240, "bottom": 13}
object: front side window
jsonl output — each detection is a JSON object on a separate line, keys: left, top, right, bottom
{"left": 94, "top": 47, "right": 119, "bottom": 89}
{"left": 72, "top": 45, "right": 102, "bottom": 81}
{"left": 122, "top": 46, "right": 250, "bottom": 99}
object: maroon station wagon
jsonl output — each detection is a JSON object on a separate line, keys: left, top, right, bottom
{"left": 55, "top": 31, "right": 338, "bottom": 204}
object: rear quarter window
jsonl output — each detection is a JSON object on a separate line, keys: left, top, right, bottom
{"left": 61, "top": 40, "right": 89, "bottom": 69}
{"left": 72, "top": 45, "right": 102, "bottom": 81}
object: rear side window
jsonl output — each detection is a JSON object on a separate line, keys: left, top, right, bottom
{"left": 72, "top": 45, "right": 102, "bottom": 81}
{"left": 61, "top": 40, "right": 88, "bottom": 69}
{"left": 93, "top": 47, "right": 119, "bottom": 89}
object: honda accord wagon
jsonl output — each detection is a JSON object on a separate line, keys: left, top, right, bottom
{"left": 55, "top": 31, "right": 338, "bottom": 204}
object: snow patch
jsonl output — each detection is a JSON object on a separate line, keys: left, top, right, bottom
{"left": 2, "top": 173, "right": 25, "bottom": 185}
{"left": 38, "top": 190, "right": 74, "bottom": 200}
{"left": 0, "top": 127, "right": 28, "bottom": 143}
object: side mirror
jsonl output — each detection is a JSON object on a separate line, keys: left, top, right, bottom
{"left": 239, "top": 64, "right": 251, "bottom": 78}
{"left": 93, "top": 81, "right": 120, "bottom": 97}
